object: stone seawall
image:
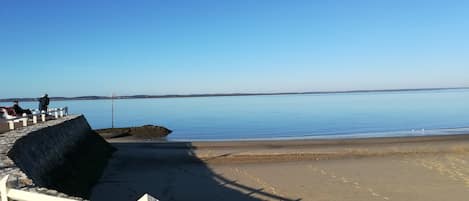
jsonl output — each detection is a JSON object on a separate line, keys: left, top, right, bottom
{"left": 0, "top": 115, "right": 115, "bottom": 200}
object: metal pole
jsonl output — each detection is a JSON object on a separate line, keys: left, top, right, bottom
{"left": 112, "top": 93, "right": 115, "bottom": 128}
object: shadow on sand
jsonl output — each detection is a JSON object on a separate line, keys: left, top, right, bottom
{"left": 90, "top": 142, "right": 301, "bottom": 201}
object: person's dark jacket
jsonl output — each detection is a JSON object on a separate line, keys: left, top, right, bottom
{"left": 39, "top": 96, "right": 50, "bottom": 112}
{"left": 13, "top": 104, "right": 32, "bottom": 115}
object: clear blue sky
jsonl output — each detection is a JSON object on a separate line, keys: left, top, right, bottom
{"left": 1, "top": 0, "right": 468, "bottom": 98}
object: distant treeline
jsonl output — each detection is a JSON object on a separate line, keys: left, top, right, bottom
{"left": 1, "top": 87, "right": 467, "bottom": 103}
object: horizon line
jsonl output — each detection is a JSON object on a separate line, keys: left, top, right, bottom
{"left": 1, "top": 87, "right": 468, "bottom": 102}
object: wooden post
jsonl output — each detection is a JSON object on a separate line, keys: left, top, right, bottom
{"left": 33, "top": 115, "right": 37, "bottom": 124}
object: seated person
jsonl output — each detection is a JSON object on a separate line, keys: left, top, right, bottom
{"left": 12, "top": 100, "right": 32, "bottom": 115}
{"left": 1, "top": 107, "right": 17, "bottom": 119}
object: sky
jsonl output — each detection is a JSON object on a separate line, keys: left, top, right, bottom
{"left": 1, "top": 0, "right": 468, "bottom": 98}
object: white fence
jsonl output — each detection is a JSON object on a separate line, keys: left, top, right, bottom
{"left": 2, "top": 107, "right": 69, "bottom": 130}
{"left": 0, "top": 175, "right": 159, "bottom": 201}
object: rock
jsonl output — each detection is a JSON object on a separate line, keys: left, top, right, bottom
{"left": 46, "top": 189, "right": 58, "bottom": 195}
{"left": 95, "top": 125, "right": 172, "bottom": 139}
{"left": 57, "top": 192, "right": 68, "bottom": 197}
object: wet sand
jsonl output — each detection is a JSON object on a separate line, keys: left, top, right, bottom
{"left": 91, "top": 134, "right": 469, "bottom": 201}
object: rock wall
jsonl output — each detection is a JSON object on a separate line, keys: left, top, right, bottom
{"left": 0, "top": 115, "right": 115, "bottom": 200}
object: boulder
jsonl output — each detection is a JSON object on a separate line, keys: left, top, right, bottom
{"left": 96, "top": 125, "right": 172, "bottom": 139}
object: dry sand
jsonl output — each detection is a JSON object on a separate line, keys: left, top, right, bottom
{"left": 90, "top": 134, "right": 469, "bottom": 201}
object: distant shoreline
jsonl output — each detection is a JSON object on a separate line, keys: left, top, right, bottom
{"left": 1, "top": 87, "right": 467, "bottom": 103}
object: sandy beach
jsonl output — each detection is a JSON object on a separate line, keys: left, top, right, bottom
{"left": 90, "top": 134, "right": 469, "bottom": 201}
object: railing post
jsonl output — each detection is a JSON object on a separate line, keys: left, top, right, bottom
{"left": 54, "top": 111, "right": 58, "bottom": 119}
{"left": 22, "top": 118, "right": 27, "bottom": 127}
{"left": 33, "top": 115, "right": 37, "bottom": 124}
{"left": 0, "top": 175, "right": 9, "bottom": 201}
{"left": 8, "top": 121, "right": 14, "bottom": 130}
{"left": 21, "top": 114, "right": 27, "bottom": 127}
{"left": 41, "top": 111, "right": 46, "bottom": 122}
{"left": 1, "top": 174, "right": 78, "bottom": 201}
{"left": 137, "top": 193, "right": 159, "bottom": 201}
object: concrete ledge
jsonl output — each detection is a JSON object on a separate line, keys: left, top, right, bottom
{"left": 0, "top": 115, "right": 115, "bottom": 200}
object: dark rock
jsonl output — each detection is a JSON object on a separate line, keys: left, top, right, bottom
{"left": 95, "top": 125, "right": 172, "bottom": 139}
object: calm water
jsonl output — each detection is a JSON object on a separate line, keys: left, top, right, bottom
{"left": 5, "top": 89, "right": 469, "bottom": 141}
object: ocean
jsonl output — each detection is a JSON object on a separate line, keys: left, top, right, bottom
{"left": 4, "top": 89, "right": 469, "bottom": 141}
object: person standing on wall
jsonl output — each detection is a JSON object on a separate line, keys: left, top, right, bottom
{"left": 39, "top": 94, "right": 50, "bottom": 113}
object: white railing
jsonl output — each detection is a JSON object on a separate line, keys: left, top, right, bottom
{"left": 46, "top": 107, "right": 69, "bottom": 119}
{"left": 137, "top": 194, "right": 159, "bottom": 201}
{"left": 0, "top": 175, "right": 159, "bottom": 201}
{"left": 1, "top": 175, "right": 76, "bottom": 201}
{"left": 2, "top": 107, "right": 69, "bottom": 130}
